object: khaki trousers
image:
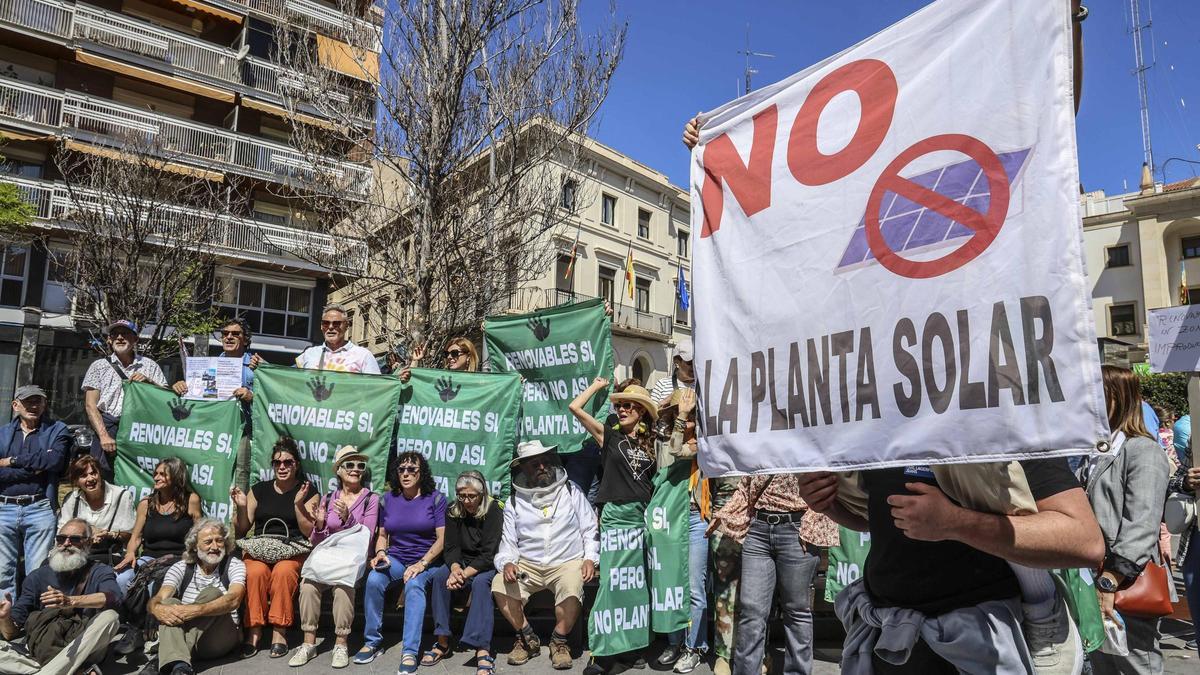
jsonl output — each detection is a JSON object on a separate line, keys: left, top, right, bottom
{"left": 298, "top": 579, "right": 355, "bottom": 636}
{"left": 156, "top": 586, "right": 240, "bottom": 669}
{"left": 0, "top": 609, "right": 119, "bottom": 675}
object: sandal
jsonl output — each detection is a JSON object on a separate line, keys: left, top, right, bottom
{"left": 475, "top": 654, "right": 496, "bottom": 675}
{"left": 398, "top": 653, "right": 420, "bottom": 674}
{"left": 421, "top": 642, "right": 451, "bottom": 667}
{"left": 269, "top": 643, "right": 288, "bottom": 658}
{"left": 240, "top": 643, "right": 257, "bottom": 658}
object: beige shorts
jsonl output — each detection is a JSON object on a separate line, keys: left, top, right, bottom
{"left": 491, "top": 559, "right": 585, "bottom": 606}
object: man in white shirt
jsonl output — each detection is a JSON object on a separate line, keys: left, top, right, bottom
{"left": 294, "top": 304, "right": 381, "bottom": 374}
{"left": 493, "top": 441, "right": 598, "bottom": 669}
{"left": 650, "top": 338, "right": 694, "bottom": 408}
{"left": 144, "top": 518, "right": 246, "bottom": 675}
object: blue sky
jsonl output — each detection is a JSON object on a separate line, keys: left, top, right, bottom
{"left": 582, "top": 1, "right": 1200, "bottom": 196}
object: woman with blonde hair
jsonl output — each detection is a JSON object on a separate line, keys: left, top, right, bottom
{"left": 1084, "top": 366, "right": 1171, "bottom": 675}
{"left": 399, "top": 337, "right": 479, "bottom": 382}
{"left": 444, "top": 470, "right": 503, "bottom": 675}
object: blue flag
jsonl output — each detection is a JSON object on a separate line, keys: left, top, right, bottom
{"left": 677, "top": 264, "right": 690, "bottom": 311}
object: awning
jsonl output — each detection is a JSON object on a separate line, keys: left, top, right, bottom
{"left": 76, "top": 51, "right": 235, "bottom": 103}
{"left": 64, "top": 140, "right": 225, "bottom": 183}
{"left": 0, "top": 130, "right": 52, "bottom": 142}
{"left": 240, "top": 96, "right": 341, "bottom": 132}
{"left": 162, "top": 0, "right": 243, "bottom": 23}
{"left": 315, "top": 33, "right": 379, "bottom": 82}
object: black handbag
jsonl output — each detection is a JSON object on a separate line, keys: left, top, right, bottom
{"left": 70, "top": 486, "right": 130, "bottom": 566}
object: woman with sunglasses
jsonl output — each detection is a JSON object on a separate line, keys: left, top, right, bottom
{"left": 290, "top": 446, "right": 380, "bottom": 669}
{"left": 398, "top": 337, "right": 479, "bottom": 382}
{"left": 444, "top": 470, "right": 503, "bottom": 675}
{"left": 569, "top": 376, "right": 660, "bottom": 672}
{"left": 231, "top": 437, "right": 319, "bottom": 659}
{"left": 357, "top": 452, "right": 451, "bottom": 672}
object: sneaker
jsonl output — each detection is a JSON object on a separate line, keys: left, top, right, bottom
{"left": 352, "top": 646, "right": 379, "bottom": 665}
{"left": 170, "top": 664, "right": 195, "bottom": 675}
{"left": 656, "top": 644, "right": 682, "bottom": 666}
{"left": 713, "top": 656, "right": 731, "bottom": 675}
{"left": 524, "top": 631, "right": 542, "bottom": 654}
{"left": 288, "top": 643, "right": 318, "bottom": 668}
{"left": 331, "top": 645, "right": 350, "bottom": 669}
{"left": 1024, "top": 596, "right": 1082, "bottom": 675}
{"left": 1187, "top": 639, "right": 1198, "bottom": 651}
{"left": 674, "top": 649, "right": 702, "bottom": 674}
{"left": 507, "top": 637, "right": 535, "bottom": 666}
{"left": 549, "top": 640, "right": 572, "bottom": 670}
{"left": 114, "top": 629, "right": 144, "bottom": 656}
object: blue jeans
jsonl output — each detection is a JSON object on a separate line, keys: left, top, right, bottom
{"left": 1184, "top": 533, "right": 1200, "bottom": 650}
{"left": 458, "top": 569, "right": 497, "bottom": 651}
{"left": 363, "top": 555, "right": 451, "bottom": 655}
{"left": 733, "top": 518, "right": 819, "bottom": 675}
{"left": 0, "top": 499, "right": 57, "bottom": 599}
{"left": 668, "top": 510, "right": 710, "bottom": 651}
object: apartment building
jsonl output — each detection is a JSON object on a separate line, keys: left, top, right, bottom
{"left": 1082, "top": 165, "right": 1200, "bottom": 365}
{"left": 339, "top": 133, "right": 692, "bottom": 390}
{"left": 0, "top": 0, "right": 376, "bottom": 422}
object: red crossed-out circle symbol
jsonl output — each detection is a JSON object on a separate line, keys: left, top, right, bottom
{"left": 864, "top": 134, "right": 1011, "bottom": 279}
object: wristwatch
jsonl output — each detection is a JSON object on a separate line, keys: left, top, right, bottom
{"left": 1096, "top": 574, "right": 1118, "bottom": 593}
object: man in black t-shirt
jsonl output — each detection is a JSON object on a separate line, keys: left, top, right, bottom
{"left": 797, "top": 460, "right": 1103, "bottom": 673}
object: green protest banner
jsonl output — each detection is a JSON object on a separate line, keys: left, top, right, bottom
{"left": 484, "top": 297, "right": 613, "bottom": 455}
{"left": 114, "top": 382, "right": 241, "bottom": 521}
{"left": 589, "top": 502, "right": 651, "bottom": 656}
{"left": 646, "top": 461, "right": 690, "bottom": 632}
{"left": 824, "top": 526, "right": 871, "bottom": 602}
{"left": 395, "top": 368, "right": 522, "bottom": 500}
{"left": 251, "top": 364, "right": 401, "bottom": 492}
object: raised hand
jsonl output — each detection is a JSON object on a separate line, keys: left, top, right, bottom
{"left": 294, "top": 482, "right": 311, "bottom": 505}
{"left": 526, "top": 317, "right": 550, "bottom": 342}
{"left": 307, "top": 375, "right": 334, "bottom": 402}
{"left": 230, "top": 487, "right": 247, "bottom": 509}
{"left": 436, "top": 376, "right": 461, "bottom": 402}
{"left": 592, "top": 376, "right": 610, "bottom": 390}
{"left": 678, "top": 389, "right": 696, "bottom": 415}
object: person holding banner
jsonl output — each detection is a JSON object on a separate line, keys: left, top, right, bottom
{"left": 82, "top": 320, "right": 167, "bottom": 480}
{"left": 58, "top": 455, "right": 136, "bottom": 572}
{"left": 290, "top": 446, "right": 380, "bottom": 669}
{"left": 231, "top": 437, "right": 319, "bottom": 659}
{"left": 1083, "top": 366, "right": 1171, "bottom": 675}
{"left": 444, "top": 470, "right": 503, "bottom": 675}
{"left": 358, "top": 451, "right": 451, "bottom": 671}
{"left": 397, "top": 337, "right": 480, "bottom": 383}
{"left": 295, "top": 305, "right": 380, "bottom": 374}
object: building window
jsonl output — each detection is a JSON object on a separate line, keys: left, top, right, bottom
{"left": 215, "top": 277, "right": 312, "bottom": 338}
{"left": 677, "top": 230, "right": 689, "bottom": 258}
{"left": 637, "top": 209, "right": 651, "bottom": 239}
{"left": 1189, "top": 289, "right": 1200, "bottom": 306}
{"left": 1184, "top": 236, "right": 1200, "bottom": 259}
{"left": 598, "top": 267, "right": 615, "bottom": 304}
{"left": 1105, "top": 245, "right": 1130, "bottom": 268}
{"left": 601, "top": 194, "right": 616, "bottom": 226}
{"left": 560, "top": 180, "right": 577, "bottom": 211}
{"left": 1109, "top": 303, "right": 1137, "bottom": 337}
{"left": 0, "top": 246, "right": 27, "bottom": 307}
{"left": 635, "top": 278, "right": 650, "bottom": 313}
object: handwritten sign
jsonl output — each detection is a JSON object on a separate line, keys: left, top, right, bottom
{"left": 1148, "top": 305, "right": 1200, "bottom": 373}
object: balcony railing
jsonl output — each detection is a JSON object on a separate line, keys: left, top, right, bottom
{"left": 0, "top": 0, "right": 373, "bottom": 117}
{"left": 3, "top": 175, "right": 368, "bottom": 273}
{"left": 507, "top": 288, "right": 674, "bottom": 339}
{"left": 0, "top": 78, "right": 371, "bottom": 191}
{"left": 221, "top": 0, "right": 380, "bottom": 49}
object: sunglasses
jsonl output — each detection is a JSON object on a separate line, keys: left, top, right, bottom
{"left": 397, "top": 465, "right": 420, "bottom": 475}
{"left": 272, "top": 459, "right": 295, "bottom": 468}
{"left": 321, "top": 320, "right": 346, "bottom": 329}
{"left": 445, "top": 350, "right": 465, "bottom": 359}
{"left": 615, "top": 402, "right": 639, "bottom": 411}
{"left": 221, "top": 330, "right": 244, "bottom": 338}
{"left": 340, "top": 461, "right": 367, "bottom": 471}
{"left": 55, "top": 534, "right": 86, "bottom": 546}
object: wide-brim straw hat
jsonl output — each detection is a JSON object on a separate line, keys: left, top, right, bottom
{"left": 610, "top": 385, "right": 659, "bottom": 421}
{"left": 333, "top": 445, "right": 368, "bottom": 468}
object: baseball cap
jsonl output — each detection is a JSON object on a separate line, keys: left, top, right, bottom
{"left": 672, "top": 339, "right": 693, "bottom": 362}
{"left": 106, "top": 320, "right": 139, "bottom": 335}
{"left": 14, "top": 385, "right": 46, "bottom": 401}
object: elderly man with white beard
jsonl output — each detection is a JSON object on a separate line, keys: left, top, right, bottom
{"left": 0, "top": 518, "right": 122, "bottom": 675}
{"left": 144, "top": 518, "right": 245, "bottom": 675}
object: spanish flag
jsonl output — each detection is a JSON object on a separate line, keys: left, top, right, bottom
{"left": 624, "top": 240, "right": 635, "bottom": 299}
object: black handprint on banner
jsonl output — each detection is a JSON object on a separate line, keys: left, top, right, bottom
{"left": 436, "top": 376, "right": 461, "bottom": 402}
{"left": 167, "top": 398, "right": 194, "bottom": 421}
{"left": 527, "top": 316, "right": 550, "bottom": 342}
{"left": 307, "top": 375, "right": 335, "bottom": 402}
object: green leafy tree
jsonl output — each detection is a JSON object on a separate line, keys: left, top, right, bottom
{"left": 1138, "top": 371, "right": 1190, "bottom": 419}
{"left": 0, "top": 182, "right": 35, "bottom": 239}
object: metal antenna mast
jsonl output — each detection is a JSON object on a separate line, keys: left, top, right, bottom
{"left": 738, "top": 24, "right": 774, "bottom": 95}
{"left": 1130, "top": 0, "right": 1155, "bottom": 173}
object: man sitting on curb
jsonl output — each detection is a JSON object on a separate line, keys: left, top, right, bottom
{"left": 493, "top": 441, "right": 599, "bottom": 670}
{"left": 143, "top": 518, "right": 245, "bottom": 675}
{"left": 0, "top": 518, "right": 122, "bottom": 675}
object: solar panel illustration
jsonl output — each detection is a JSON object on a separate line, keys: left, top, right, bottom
{"left": 836, "top": 148, "right": 1032, "bottom": 271}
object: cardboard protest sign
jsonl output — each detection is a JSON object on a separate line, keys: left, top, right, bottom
{"left": 115, "top": 382, "right": 241, "bottom": 520}
{"left": 1148, "top": 305, "right": 1200, "bottom": 373}
{"left": 484, "top": 297, "right": 614, "bottom": 455}
{"left": 395, "top": 368, "right": 522, "bottom": 500}
{"left": 691, "top": 0, "right": 1108, "bottom": 474}
{"left": 251, "top": 364, "right": 400, "bottom": 491}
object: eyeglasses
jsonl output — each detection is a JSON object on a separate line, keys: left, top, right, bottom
{"left": 456, "top": 493, "right": 481, "bottom": 502}
{"left": 221, "top": 330, "right": 244, "bottom": 338}
{"left": 614, "top": 402, "right": 638, "bottom": 411}
{"left": 340, "top": 461, "right": 366, "bottom": 471}
{"left": 55, "top": 534, "right": 86, "bottom": 546}
{"left": 397, "top": 465, "right": 420, "bottom": 475}
{"left": 321, "top": 320, "right": 346, "bottom": 329}
{"left": 445, "top": 350, "right": 464, "bottom": 359}
{"left": 272, "top": 459, "right": 295, "bottom": 468}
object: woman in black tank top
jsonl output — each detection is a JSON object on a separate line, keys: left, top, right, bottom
{"left": 116, "top": 457, "right": 201, "bottom": 575}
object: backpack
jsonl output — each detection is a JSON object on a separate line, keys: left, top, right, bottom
{"left": 173, "top": 557, "right": 232, "bottom": 601}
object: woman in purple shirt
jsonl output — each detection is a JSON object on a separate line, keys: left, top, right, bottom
{"left": 356, "top": 451, "right": 451, "bottom": 672}
{"left": 289, "top": 446, "right": 380, "bottom": 669}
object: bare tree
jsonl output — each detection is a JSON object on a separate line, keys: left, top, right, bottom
{"left": 270, "top": 0, "right": 625, "bottom": 354}
{"left": 49, "top": 134, "right": 227, "bottom": 359}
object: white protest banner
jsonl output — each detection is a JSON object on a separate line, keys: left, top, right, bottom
{"left": 1148, "top": 305, "right": 1200, "bottom": 373}
{"left": 691, "top": 0, "right": 1108, "bottom": 475}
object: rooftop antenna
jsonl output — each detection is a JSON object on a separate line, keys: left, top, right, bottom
{"left": 738, "top": 24, "right": 774, "bottom": 95}
{"left": 1130, "top": 0, "right": 1156, "bottom": 175}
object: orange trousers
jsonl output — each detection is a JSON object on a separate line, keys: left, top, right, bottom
{"left": 243, "top": 557, "right": 304, "bottom": 629}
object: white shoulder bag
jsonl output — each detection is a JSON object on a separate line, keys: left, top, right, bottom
{"left": 301, "top": 523, "right": 371, "bottom": 587}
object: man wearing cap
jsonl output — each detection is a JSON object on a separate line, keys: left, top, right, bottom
{"left": 493, "top": 440, "right": 598, "bottom": 670}
{"left": 650, "top": 338, "right": 694, "bottom": 408}
{"left": 0, "top": 384, "right": 69, "bottom": 601}
{"left": 82, "top": 320, "right": 167, "bottom": 480}
{"left": 294, "top": 304, "right": 380, "bottom": 374}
